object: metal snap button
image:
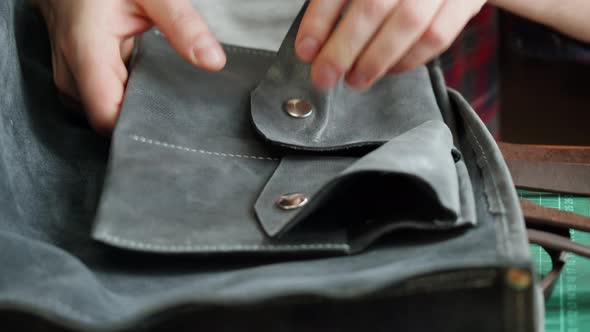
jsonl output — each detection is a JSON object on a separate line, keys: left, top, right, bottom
{"left": 276, "top": 193, "right": 309, "bottom": 210}
{"left": 451, "top": 148, "right": 462, "bottom": 163}
{"left": 284, "top": 99, "right": 314, "bottom": 119}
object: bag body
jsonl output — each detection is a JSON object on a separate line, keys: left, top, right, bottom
{"left": 0, "top": 1, "right": 543, "bottom": 331}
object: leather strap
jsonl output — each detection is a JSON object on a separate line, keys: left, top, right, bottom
{"left": 520, "top": 198, "right": 590, "bottom": 232}
{"left": 520, "top": 198, "right": 590, "bottom": 298}
{"left": 527, "top": 229, "right": 590, "bottom": 259}
{"left": 499, "top": 143, "right": 590, "bottom": 195}
{"left": 536, "top": 246, "right": 567, "bottom": 300}
{"left": 499, "top": 143, "right": 590, "bottom": 164}
{"left": 501, "top": 141, "right": 590, "bottom": 299}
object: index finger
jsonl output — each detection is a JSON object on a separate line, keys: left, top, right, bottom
{"left": 140, "top": 0, "right": 226, "bottom": 71}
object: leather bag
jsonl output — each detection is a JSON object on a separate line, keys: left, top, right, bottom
{"left": 0, "top": 2, "right": 544, "bottom": 331}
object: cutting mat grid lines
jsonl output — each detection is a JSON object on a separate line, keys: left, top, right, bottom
{"left": 519, "top": 190, "right": 590, "bottom": 332}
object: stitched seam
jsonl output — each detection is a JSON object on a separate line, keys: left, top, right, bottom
{"left": 223, "top": 45, "right": 276, "bottom": 57}
{"left": 129, "top": 135, "right": 279, "bottom": 161}
{"left": 152, "top": 30, "right": 275, "bottom": 57}
{"left": 97, "top": 233, "right": 349, "bottom": 252}
{"left": 464, "top": 121, "right": 511, "bottom": 258}
{"left": 464, "top": 123, "right": 505, "bottom": 211}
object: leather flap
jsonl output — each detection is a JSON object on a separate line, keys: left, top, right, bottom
{"left": 250, "top": 4, "right": 444, "bottom": 151}
{"left": 255, "top": 121, "right": 473, "bottom": 239}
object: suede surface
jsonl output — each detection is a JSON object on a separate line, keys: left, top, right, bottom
{"left": 0, "top": 2, "right": 540, "bottom": 331}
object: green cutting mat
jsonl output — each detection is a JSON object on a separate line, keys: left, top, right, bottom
{"left": 519, "top": 190, "right": 590, "bottom": 332}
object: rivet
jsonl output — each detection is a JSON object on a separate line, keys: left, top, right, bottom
{"left": 276, "top": 193, "right": 309, "bottom": 210}
{"left": 451, "top": 148, "right": 462, "bottom": 163}
{"left": 505, "top": 268, "right": 532, "bottom": 290}
{"left": 284, "top": 99, "right": 314, "bottom": 119}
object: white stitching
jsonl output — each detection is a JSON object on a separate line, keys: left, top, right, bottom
{"left": 464, "top": 120, "right": 511, "bottom": 257}
{"left": 464, "top": 124, "right": 506, "bottom": 213}
{"left": 129, "top": 135, "right": 279, "bottom": 161}
{"left": 223, "top": 45, "right": 276, "bottom": 57}
{"left": 97, "top": 233, "right": 349, "bottom": 252}
{"left": 151, "top": 30, "right": 275, "bottom": 57}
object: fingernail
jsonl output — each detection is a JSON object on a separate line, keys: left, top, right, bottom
{"left": 192, "top": 34, "right": 225, "bottom": 68}
{"left": 346, "top": 70, "right": 369, "bottom": 87}
{"left": 312, "top": 63, "right": 340, "bottom": 90}
{"left": 194, "top": 45, "right": 224, "bottom": 68}
{"left": 297, "top": 37, "right": 320, "bottom": 61}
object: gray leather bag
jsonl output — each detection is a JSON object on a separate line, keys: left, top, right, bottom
{"left": 0, "top": 2, "right": 543, "bottom": 331}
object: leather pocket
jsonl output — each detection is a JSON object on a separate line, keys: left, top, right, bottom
{"left": 254, "top": 120, "right": 475, "bottom": 253}
{"left": 92, "top": 8, "right": 475, "bottom": 255}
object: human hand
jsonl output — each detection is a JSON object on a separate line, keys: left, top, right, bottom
{"left": 32, "top": 0, "right": 226, "bottom": 134}
{"left": 296, "top": 0, "right": 487, "bottom": 91}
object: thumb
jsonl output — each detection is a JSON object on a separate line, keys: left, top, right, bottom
{"left": 139, "top": 0, "right": 226, "bottom": 71}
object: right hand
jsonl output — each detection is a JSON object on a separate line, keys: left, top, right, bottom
{"left": 31, "top": 0, "right": 226, "bottom": 134}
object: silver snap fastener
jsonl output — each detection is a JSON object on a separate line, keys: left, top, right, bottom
{"left": 284, "top": 99, "right": 314, "bottom": 119}
{"left": 276, "top": 193, "right": 309, "bottom": 210}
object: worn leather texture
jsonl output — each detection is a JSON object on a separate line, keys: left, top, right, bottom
{"left": 0, "top": 2, "right": 542, "bottom": 331}
{"left": 250, "top": 8, "right": 445, "bottom": 151}
{"left": 93, "top": 7, "right": 476, "bottom": 255}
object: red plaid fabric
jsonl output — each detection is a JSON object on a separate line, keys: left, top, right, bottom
{"left": 440, "top": 5, "right": 500, "bottom": 135}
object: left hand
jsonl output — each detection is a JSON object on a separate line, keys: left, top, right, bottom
{"left": 295, "top": 0, "right": 487, "bottom": 91}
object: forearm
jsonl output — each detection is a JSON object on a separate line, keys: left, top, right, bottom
{"left": 489, "top": 0, "right": 590, "bottom": 43}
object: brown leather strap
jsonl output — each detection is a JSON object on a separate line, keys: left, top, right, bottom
{"left": 539, "top": 250, "right": 567, "bottom": 300}
{"left": 521, "top": 198, "right": 590, "bottom": 232}
{"left": 520, "top": 198, "right": 590, "bottom": 298}
{"left": 500, "top": 143, "right": 590, "bottom": 299}
{"left": 498, "top": 142, "right": 590, "bottom": 164}
{"left": 526, "top": 227, "right": 590, "bottom": 298}
{"left": 527, "top": 229, "right": 590, "bottom": 259}
{"left": 499, "top": 143, "right": 590, "bottom": 195}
